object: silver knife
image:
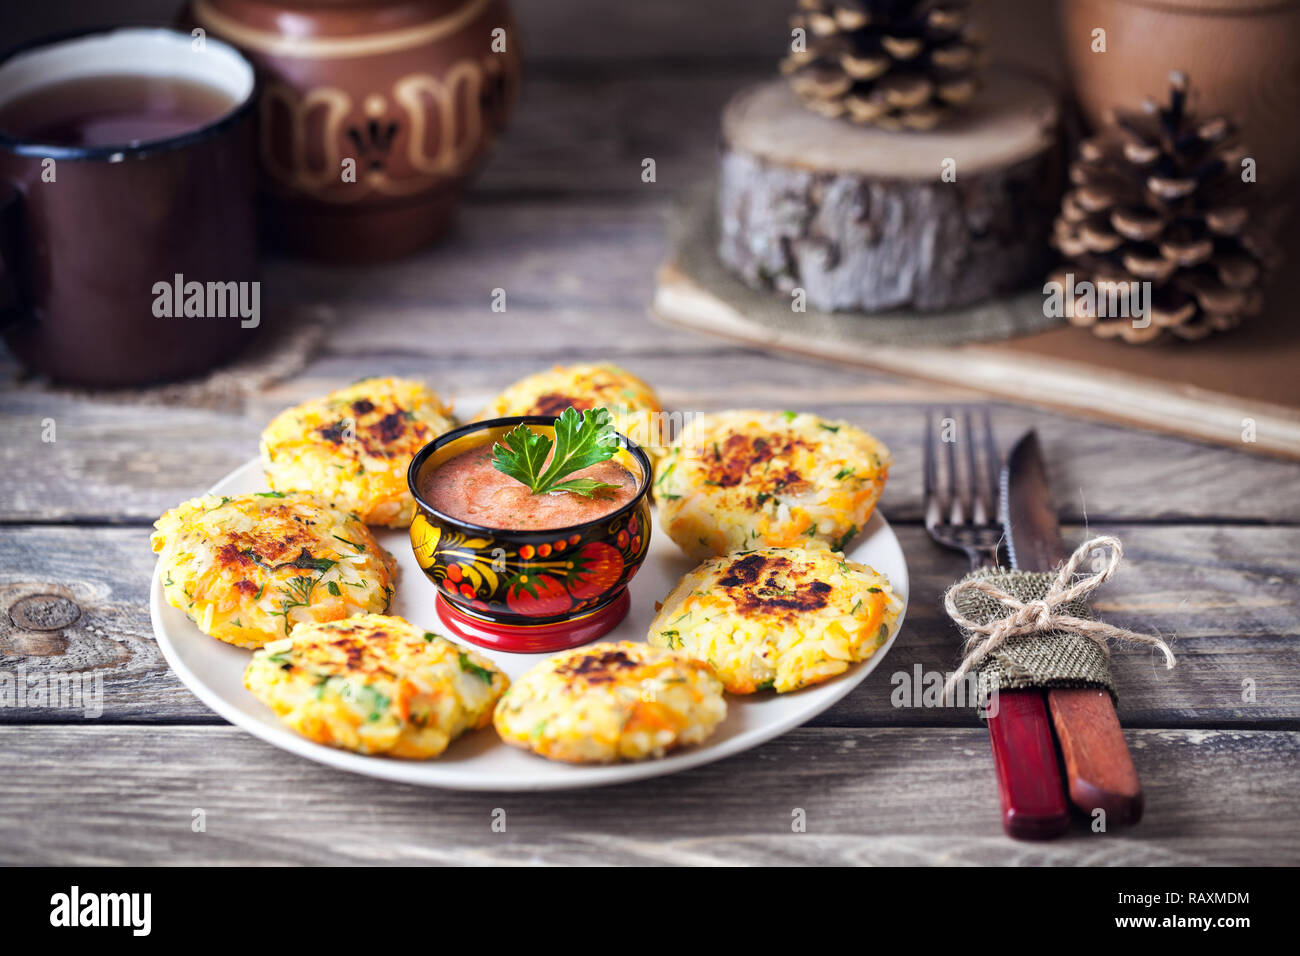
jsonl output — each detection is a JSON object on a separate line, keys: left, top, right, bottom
{"left": 1002, "top": 430, "right": 1144, "bottom": 826}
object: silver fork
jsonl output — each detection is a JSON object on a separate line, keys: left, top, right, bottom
{"left": 923, "top": 406, "right": 1003, "bottom": 570}
{"left": 924, "top": 406, "right": 1071, "bottom": 841}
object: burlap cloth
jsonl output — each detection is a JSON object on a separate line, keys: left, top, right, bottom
{"left": 950, "top": 566, "right": 1117, "bottom": 706}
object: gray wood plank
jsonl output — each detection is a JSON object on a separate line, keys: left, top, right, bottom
{"left": 1, "top": 524, "right": 1294, "bottom": 727}
{"left": 262, "top": 201, "right": 682, "bottom": 355}
{"left": 0, "top": 724, "right": 1293, "bottom": 865}
{"left": 0, "top": 527, "right": 200, "bottom": 721}
{"left": 6, "top": 344, "right": 1299, "bottom": 523}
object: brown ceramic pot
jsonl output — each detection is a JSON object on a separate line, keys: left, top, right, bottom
{"left": 1061, "top": 0, "right": 1300, "bottom": 199}
{"left": 186, "top": 0, "right": 521, "bottom": 262}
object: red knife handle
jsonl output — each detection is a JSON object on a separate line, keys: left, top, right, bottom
{"left": 985, "top": 688, "right": 1070, "bottom": 839}
{"left": 1047, "top": 687, "right": 1143, "bottom": 826}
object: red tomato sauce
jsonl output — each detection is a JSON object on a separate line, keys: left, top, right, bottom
{"left": 422, "top": 445, "right": 638, "bottom": 530}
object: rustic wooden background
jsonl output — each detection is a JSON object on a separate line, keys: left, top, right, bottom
{"left": 1, "top": 1, "right": 1297, "bottom": 865}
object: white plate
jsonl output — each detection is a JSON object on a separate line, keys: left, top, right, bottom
{"left": 151, "top": 459, "right": 909, "bottom": 790}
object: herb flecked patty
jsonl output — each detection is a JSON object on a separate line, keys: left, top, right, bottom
{"left": 647, "top": 547, "right": 902, "bottom": 693}
{"left": 245, "top": 614, "right": 507, "bottom": 758}
{"left": 260, "top": 377, "right": 455, "bottom": 528}
{"left": 655, "top": 410, "right": 891, "bottom": 560}
{"left": 475, "top": 362, "right": 667, "bottom": 468}
{"left": 493, "top": 641, "right": 726, "bottom": 763}
{"left": 152, "top": 492, "right": 397, "bottom": 648}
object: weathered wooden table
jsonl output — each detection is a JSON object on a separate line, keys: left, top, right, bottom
{"left": 2, "top": 4, "right": 1298, "bottom": 865}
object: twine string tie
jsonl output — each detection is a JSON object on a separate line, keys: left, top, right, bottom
{"left": 942, "top": 535, "right": 1176, "bottom": 699}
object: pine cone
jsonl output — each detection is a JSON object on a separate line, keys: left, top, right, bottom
{"left": 1052, "top": 72, "right": 1266, "bottom": 344}
{"left": 779, "top": 0, "right": 983, "bottom": 130}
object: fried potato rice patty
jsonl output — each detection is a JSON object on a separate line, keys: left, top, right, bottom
{"left": 261, "top": 377, "right": 455, "bottom": 528}
{"left": 493, "top": 641, "right": 726, "bottom": 763}
{"left": 152, "top": 491, "right": 397, "bottom": 648}
{"left": 656, "top": 409, "right": 891, "bottom": 560}
{"left": 476, "top": 362, "right": 668, "bottom": 468}
{"left": 244, "top": 614, "right": 508, "bottom": 758}
{"left": 647, "top": 547, "right": 902, "bottom": 693}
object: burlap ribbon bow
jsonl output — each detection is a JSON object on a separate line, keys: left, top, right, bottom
{"left": 941, "top": 535, "right": 1176, "bottom": 702}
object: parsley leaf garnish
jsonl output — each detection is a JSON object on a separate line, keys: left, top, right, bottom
{"left": 490, "top": 406, "right": 621, "bottom": 498}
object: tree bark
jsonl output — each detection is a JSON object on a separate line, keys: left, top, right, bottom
{"left": 717, "top": 70, "right": 1063, "bottom": 313}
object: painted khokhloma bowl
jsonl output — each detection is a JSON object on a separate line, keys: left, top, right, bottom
{"left": 407, "top": 416, "right": 653, "bottom": 652}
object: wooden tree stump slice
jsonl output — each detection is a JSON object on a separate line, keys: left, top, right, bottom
{"left": 718, "top": 68, "right": 1063, "bottom": 313}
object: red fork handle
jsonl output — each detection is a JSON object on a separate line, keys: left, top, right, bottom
{"left": 985, "top": 688, "right": 1070, "bottom": 839}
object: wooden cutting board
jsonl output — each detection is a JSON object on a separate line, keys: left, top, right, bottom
{"left": 652, "top": 204, "right": 1300, "bottom": 461}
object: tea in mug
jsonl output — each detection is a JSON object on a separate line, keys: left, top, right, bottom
{"left": 0, "top": 73, "right": 239, "bottom": 148}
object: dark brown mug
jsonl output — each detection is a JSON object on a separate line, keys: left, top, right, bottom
{"left": 0, "top": 26, "right": 260, "bottom": 388}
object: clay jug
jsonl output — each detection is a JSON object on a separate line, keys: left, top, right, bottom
{"left": 186, "top": 0, "right": 521, "bottom": 261}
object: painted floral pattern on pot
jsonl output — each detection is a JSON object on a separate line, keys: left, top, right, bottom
{"left": 410, "top": 505, "right": 650, "bottom": 623}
